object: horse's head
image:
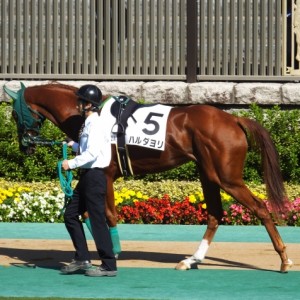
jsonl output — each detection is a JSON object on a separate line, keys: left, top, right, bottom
{"left": 4, "top": 82, "right": 85, "bottom": 155}
{"left": 4, "top": 83, "right": 45, "bottom": 155}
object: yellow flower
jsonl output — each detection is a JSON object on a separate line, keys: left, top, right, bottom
{"left": 188, "top": 194, "right": 197, "bottom": 203}
{"left": 6, "top": 191, "right": 13, "bottom": 197}
{"left": 196, "top": 191, "right": 204, "bottom": 202}
{"left": 18, "top": 187, "right": 31, "bottom": 193}
{"left": 258, "top": 193, "right": 266, "bottom": 200}
{"left": 221, "top": 192, "right": 232, "bottom": 202}
{"left": 114, "top": 196, "right": 123, "bottom": 205}
{"left": 136, "top": 191, "right": 143, "bottom": 199}
{"left": 129, "top": 190, "right": 135, "bottom": 196}
{"left": 202, "top": 203, "right": 207, "bottom": 209}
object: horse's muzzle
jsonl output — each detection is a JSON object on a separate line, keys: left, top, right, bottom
{"left": 19, "top": 143, "right": 36, "bottom": 155}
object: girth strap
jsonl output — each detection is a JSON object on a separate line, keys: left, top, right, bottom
{"left": 111, "top": 96, "right": 140, "bottom": 176}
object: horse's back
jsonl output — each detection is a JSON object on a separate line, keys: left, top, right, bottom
{"left": 169, "top": 104, "right": 242, "bottom": 137}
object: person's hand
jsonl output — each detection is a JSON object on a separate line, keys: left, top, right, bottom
{"left": 67, "top": 140, "right": 74, "bottom": 147}
{"left": 64, "top": 137, "right": 74, "bottom": 147}
{"left": 62, "top": 160, "right": 70, "bottom": 171}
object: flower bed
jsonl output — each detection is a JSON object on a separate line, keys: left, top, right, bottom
{"left": 0, "top": 179, "right": 300, "bottom": 225}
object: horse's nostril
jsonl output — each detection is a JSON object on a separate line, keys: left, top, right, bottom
{"left": 19, "top": 144, "right": 35, "bottom": 155}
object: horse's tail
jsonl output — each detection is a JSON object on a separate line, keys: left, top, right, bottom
{"left": 237, "top": 117, "right": 288, "bottom": 216}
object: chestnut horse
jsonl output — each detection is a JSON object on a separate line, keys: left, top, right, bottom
{"left": 4, "top": 82, "right": 292, "bottom": 272}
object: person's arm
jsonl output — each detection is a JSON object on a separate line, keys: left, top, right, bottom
{"left": 67, "top": 120, "right": 105, "bottom": 169}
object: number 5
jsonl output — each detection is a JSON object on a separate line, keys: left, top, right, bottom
{"left": 142, "top": 112, "right": 163, "bottom": 135}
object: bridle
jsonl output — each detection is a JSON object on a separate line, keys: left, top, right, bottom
{"left": 4, "top": 83, "right": 74, "bottom": 207}
{"left": 14, "top": 103, "right": 46, "bottom": 146}
{"left": 4, "top": 83, "right": 61, "bottom": 147}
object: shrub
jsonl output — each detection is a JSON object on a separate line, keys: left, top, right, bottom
{"left": 0, "top": 102, "right": 66, "bottom": 181}
{"left": 0, "top": 102, "right": 299, "bottom": 183}
{"left": 234, "top": 104, "right": 300, "bottom": 183}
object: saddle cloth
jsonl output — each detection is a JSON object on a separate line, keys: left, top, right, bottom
{"left": 101, "top": 97, "right": 172, "bottom": 151}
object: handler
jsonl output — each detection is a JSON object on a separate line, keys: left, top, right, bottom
{"left": 61, "top": 84, "right": 117, "bottom": 277}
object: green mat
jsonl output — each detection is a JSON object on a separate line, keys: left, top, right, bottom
{"left": 0, "top": 266, "right": 299, "bottom": 300}
{"left": 1, "top": 223, "right": 300, "bottom": 243}
{"left": 0, "top": 224, "right": 299, "bottom": 299}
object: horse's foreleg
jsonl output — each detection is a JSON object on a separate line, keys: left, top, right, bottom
{"left": 176, "top": 180, "right": 222, "bottom": 270}
{"left": 175, "top": 215, "right": 220, "bottom": 270}
{"left": 105, "top": 177, "right": 121, "bottom": 256}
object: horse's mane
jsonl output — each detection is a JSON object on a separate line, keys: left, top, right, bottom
{"left": 29, "top": 82, "right": 78, "bottom": 92}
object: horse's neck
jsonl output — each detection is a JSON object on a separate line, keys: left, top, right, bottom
{"left": 36, "top": 91, "right": 77, "bottom": 121}
{"left": 29, "top": 89, "right": 83, "bottom": 140}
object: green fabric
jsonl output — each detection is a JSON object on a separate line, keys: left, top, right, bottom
{"left": 57, "top": 143, "right": 73, "bottom": 199}
{"left": 5, "top": 82, "right": 37, "bottom": 130}
{"left": 84, "top": 219, "right": 122, "bottom": 255}
{"left": 110, "top": 226, "right": 122, "bottom": 255}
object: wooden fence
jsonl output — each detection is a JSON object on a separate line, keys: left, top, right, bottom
{"left": 0, "top": 0, "right": 298, "bottom": 82}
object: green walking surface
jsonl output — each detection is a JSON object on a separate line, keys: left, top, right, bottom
{"left": 0, "top": 223, "right": 300, "bottom": 300}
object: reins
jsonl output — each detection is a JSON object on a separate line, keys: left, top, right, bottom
{"left": 21, "top": 135, "right": 63, "bottom": 146}
{"left": 57, "top": 142, "right": 73, "bottom": 215}
{"left": 57, "top": 142, "right": 73, "bottom": 198}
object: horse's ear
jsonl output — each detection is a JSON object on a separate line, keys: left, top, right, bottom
{"left": 3, "top": 85, "right": 18, "bottom": 101}
{"left": 20, "top": 82, "right": 26, "bottom": 90}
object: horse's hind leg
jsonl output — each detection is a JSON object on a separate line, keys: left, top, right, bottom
{"left": 222, "top": 183, "right": 292, "bottom": 272}
{"left": 176, "top": 176, "right": 223, "bottom": 270}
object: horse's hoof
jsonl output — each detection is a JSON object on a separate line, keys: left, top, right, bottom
{"left": 175, "top": 261, "right": 191, "bottom": 271}
{"left": 280, "top": 259, "right": 293, "bottom": 273}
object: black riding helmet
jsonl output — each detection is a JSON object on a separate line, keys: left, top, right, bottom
{"left": 76, "top": 84, "right": 102, "bottom": 107}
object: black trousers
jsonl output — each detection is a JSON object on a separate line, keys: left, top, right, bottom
{"left": 64, "top": 168, "right": 116, "bottom": 271}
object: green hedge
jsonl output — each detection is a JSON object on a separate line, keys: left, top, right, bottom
{"left": 0, "top": 102, "right": 65, "bottom": 181}
{"left": 0, "top": 102, "right": 299, "bottom": 183}
{"left": 236, "top": 105, "right": 300, "bottom": 183}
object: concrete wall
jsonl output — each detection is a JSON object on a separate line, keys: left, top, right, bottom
{"left": 1, "top": 80, "right": 300, "bottom": 106}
